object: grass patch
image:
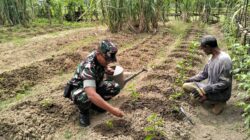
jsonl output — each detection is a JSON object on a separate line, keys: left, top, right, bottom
{"left": 165, "top": 20, "right": 191, "bottom": 37}
{"left": 0, "top": 18, "right": 102, "bottom": 43}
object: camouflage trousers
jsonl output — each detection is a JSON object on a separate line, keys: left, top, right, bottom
{"left": 71, "top": 80, "right": 120, "bottom": 112}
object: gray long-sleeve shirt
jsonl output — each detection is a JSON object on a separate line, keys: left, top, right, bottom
{"left": 188, "top": 51, "right": 232, "bottom": 101}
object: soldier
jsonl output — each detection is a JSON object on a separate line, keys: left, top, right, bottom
{"left": 65, "top": 40, "right": 124, "bottom": 127}
{"left": 183, "top": 35, "right": 232, "bottom": 115}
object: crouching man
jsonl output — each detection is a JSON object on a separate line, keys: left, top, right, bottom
{"left": 65, "top": 40, "right": 124, "bottom": 127}
{"left": 183, "top": 35, "right": 232, "bottom": 115}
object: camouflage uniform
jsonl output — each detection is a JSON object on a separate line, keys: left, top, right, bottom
{"left": 70, "top": 51, "right": 120, "bottom": 112}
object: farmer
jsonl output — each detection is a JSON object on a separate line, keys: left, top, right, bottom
{"left": 183, "top": 35, "right": 232, "bottom": 115}
{"left": 65, "top": 40, "right": 124, "bottom": 127}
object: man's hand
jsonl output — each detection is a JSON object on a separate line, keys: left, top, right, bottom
{"left": 110, "top": 107, "right": 124, "bottom": 117}
{"left": 191, "top": 88, "right": 207, "bottom": 102}
{"left": 191, "top": 88, "right": 204, "bottom": 97}
{"left": 191, "top": 89, "right": 200, "bottom": 98}
{"left": 185, "top": 79, "right": 193, "bottom": 83}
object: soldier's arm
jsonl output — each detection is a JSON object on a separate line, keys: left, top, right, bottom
{"left": 85, "top": 87, "right": 124, "bottom": 117}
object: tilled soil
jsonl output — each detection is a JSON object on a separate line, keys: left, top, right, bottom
{"left": 118, "top": 34, "right": 173, "bottom": 71}
{"left": 0, "top": 26, "right": 175, "bottom": 140}
{"left": 0, "top": 94, "right": 77, "bottom": 139}
{"left": 120, "top": 98, "right": 184, "bottom": 121}
{"left": 0, "top": 53, "right": 83, "bottom": 101}
{"left": 0, "top": 27, "right": 139, "bottom": 73}
{"left": 0, "top": 30, "right": 140, "bottom": 101}
{"left": 93, "top": 119, "right": 132, "bottom": 137}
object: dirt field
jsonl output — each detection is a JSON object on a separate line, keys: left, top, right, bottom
{"left": 0, "top": 22, "right": 248, "bottom": 140}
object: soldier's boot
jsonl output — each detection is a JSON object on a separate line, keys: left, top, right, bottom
{"left": 79, "top": 110, "right": 90, "bottom": 127}
{"left": 212, "top": 102, "right": 226, "bottom": 115}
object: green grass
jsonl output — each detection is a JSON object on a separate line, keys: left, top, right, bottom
{"left": 0, "top": 18, "right": 102, "bottom": 43}
{"left": 165, "top": 20, "right": 191, "bottom": 37}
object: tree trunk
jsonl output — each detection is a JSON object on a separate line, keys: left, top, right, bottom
{"left": 244, "top": 0, "right": 249, "bottom": 28}
{"left": 100, "top": 0, "right": 106, "bottom": 21}
{"left": 139, "top": 0, "right": 145, "bottom": 32}
{"left": 30, "top": 0, "right": 34, "bottom": 19}
{"left": 175, "top": 0, "right": 178, "bottom": 19}
{"left": 47, "top": 2, "right": 52, "bottom": 25}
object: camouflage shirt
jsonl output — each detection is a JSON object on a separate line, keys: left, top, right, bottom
{"left": 71, "top": 51, "right": 105, "bottom": 89}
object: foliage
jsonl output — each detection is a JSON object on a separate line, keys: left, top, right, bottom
{"left": 144, "top": 113, "right": 166, "bottom": 140}
{"left": 100, "top": 0, "right": 166, "bottom": 33}
{"left": 0, "top": 0, "right": 30, "bottom": 26}
{"left": 229, "top": 43, "right": 250, "bottom": 97}
{"left": 1, "top": 0, "right": 244, "bottom": 29}
{"left": 237, "top": 102, "right": 250, "bottom": 130}
{"left": 228, "top": 43, "right": 250, "bottom": 129}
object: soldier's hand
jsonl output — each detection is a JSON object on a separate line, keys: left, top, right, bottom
{"left": 111, "top": 107, "right": 124, "bottom": 117}
{"left": 105, "top": 66, "right": 115, "bottom": 75}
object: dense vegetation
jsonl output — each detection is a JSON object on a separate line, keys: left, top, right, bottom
{"left": 220, "top": 0, "right": 250, "bottom": 130}
{"left": 0, "top": 0, "right": 248, "bottom": 33}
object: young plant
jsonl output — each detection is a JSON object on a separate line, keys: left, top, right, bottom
{"left": 64, "top": 130, "right": 73, "bottom": 139}
{"left": 169, "top": 92, "right": 183, "bottom": 100}
{"left": 127, "top": 83, "right": 140, "bottom": 102}
{"left": 39, "top": 98, "right": 54, "bottom": 108}
{"left": 144, "top": 113, "right": 166, "bottom": 140}
{"left": 185, "top": 41, "right": 199, "bottom": 67}
{"left": 131, "top": 90, "right": 140, "bottom": 102}
{"left": 105, "top": 120, "right": 114, "bottom": 129}
{"left": 175, "top": 60, "right": 187, "bottom": 86}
